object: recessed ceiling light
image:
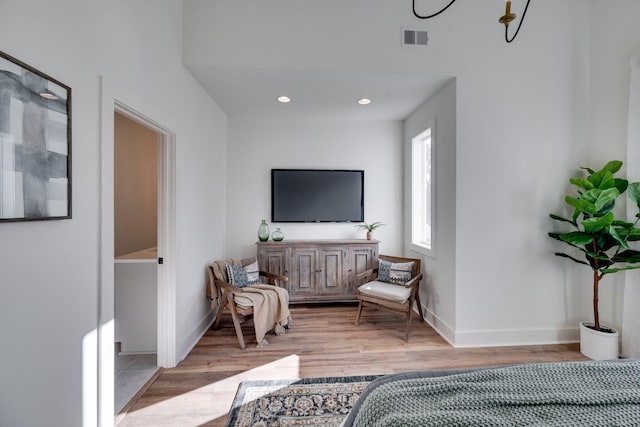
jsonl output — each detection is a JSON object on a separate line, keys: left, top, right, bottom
{"left": 277, "top": 95, "right": 291, "bottom": 103}
{"left": 39, "top": 92, "right": 58, "bottom": 100}
{"left": 357, "top": 98, "right": 371, "bottom": 105}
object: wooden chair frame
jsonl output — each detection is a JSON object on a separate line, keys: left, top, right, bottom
{"left": 355, "top": 254, "right": 424, "bottom": 341}
{"left": 207, "top": 259, "right": 288, "bottom": 349}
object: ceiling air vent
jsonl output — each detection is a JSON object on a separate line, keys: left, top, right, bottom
{"left": 403, "top": 29, "right": 428, "bottom": 46}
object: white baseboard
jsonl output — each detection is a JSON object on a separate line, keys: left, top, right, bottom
{"left": 423, "top": 306, "right": 456, "bottom": 346}
{"left": 453, "top": 326, "right": 579, "bottom": 348}
{"left": 423, "top": 304, "right": 580, "bottom": 348}
{"left": 117, "top": 351, "right": 157, "bottom": 356}
{"left": 178, "top": 306, "right": 216, "bottom": 362}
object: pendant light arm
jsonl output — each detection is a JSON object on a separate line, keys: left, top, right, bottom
{"left": 412, "top": 0, "right": 458, "bottom": 19}
{"left": 504, "top": 0, "right": 532, "bottom": 43}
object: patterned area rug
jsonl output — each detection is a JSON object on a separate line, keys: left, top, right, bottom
{"left": 226, "top": 375, "right": 380, "bottom": 427}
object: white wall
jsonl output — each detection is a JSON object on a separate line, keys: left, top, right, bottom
{"left": 590, "top": 1, "right": 640, "bottom": 164}
{"left": 450, "top": 3, "right": 592, "bottom": 347}
{"left": 0, "top": 1, "right": 227, "bottom": 426}
{"left": 589, "top": 0, "right": 640, "bottom": 354}
{"left": 226, "top": 118, "right": 403, "bottom": 257}
{"left": 404, "top": 80, "right": 457, "bottom": 343}
{"left": 185, "top": 0, "right": 593, "bottom": 347}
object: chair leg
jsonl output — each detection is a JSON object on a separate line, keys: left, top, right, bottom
{"left": 212, "top": 297, "right": 227, "bottom": 330}
{"left": 405, "top": 304, "right": 413, "bottom": 341}
{"left": 355, "top": 300, "right": 363, "bottom": 325}
{"left": 226, "top": 293, "right": 246, "bottom": 350}
{"left": 414, "top": 290, "right": 425, "bottom": 321}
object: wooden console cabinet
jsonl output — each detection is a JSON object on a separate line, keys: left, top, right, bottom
{"left": 256, "top": 240, "right": 379, "bottom": 303}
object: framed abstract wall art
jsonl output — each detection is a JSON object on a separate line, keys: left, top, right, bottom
{"left": 0, "top": 50, "right": 71, "bottom": 222}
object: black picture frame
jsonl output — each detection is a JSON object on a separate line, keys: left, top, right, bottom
{"left": 0, "top": 50, "right": 72, "bottom": 222}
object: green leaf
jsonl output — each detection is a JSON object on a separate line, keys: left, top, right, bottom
{"left": 565, "top": 196, "right": 596, "bottom": 214}
{"left": 549, "top": 213, "right": 576, "bottom": 225}
{"left": 549, "top": 233, "right": 591, "bottom": 253}
{"left": 581, "top": 160, "right": 622, "bottom": 191}
{"left": 559, "top": 232, "right": 594, "bottom": 245}
{"left": 355, "top": 221, "right": 385, "bottom": 231}
{"left": 602, "top": 265, "right": 640, "bottom": 274}
{"left": 614, "top": 249, "right": 640, "bottom": 263}
{"left": 597, "top": 200, "right": 616, "bottom": 216}
{"left": 548, "top": 232, "right": 561, "bottom": 240}
{"left": 594, "top": 188, "right": 620, "bottom": 213}
{"left": 570, "top": 178, "right": 594, "bottom": 190}
{"left": 554, "top": 252, "right": 590, "bottom": 267}
{"left": 572, "top": 209, "right": 581, "bottom": 223}
{"left": 586, "top": 251, "right": 612, "bottom": 261}
{"left": 587, "top": 171, "right": 603, "bottom": 188}
{"left": 594, "top": 232, "right": 615, "bottom": 252}
{"left": 582, "top": 213, "right": 614, "bottom": 232}
{"left": 590, "top": 170, "right": 616, "bottom": 190}
{"left": 616, "top": 228, "right": 640, "bottom": 241}
{"left": 581, "top": 166, "right": 596, "bottom": 174}
{"left": 601, "top": 160, "right": 623, "bottom": 174}
{"left": 581, "top": 189, "right": 600, "bottom": 204}
{"left": 607, "top": 225, "right": 628, "bottom": 249}
{"left": 614, "top": 178, "right": 629, "bottom": 194}
{"left": 628, "top": 182, "right": 640, "bottom": 210}
{"left": 612, "top": 220, "right": 634, "bottom": 228}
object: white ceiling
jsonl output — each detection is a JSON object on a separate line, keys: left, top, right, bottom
{"left": 185, "top": 65, "right": 452, "bottom": 121}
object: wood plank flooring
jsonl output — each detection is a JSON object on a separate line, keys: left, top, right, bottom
{"left": 116, "top": 303, "right": 585, "bottom": 426}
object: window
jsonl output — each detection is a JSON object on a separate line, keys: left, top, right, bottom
{"left": 411, "top": 126, "right": 433, "bottom": 254}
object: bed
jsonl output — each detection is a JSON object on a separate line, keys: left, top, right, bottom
{"left": 341, "top": 359, "right": 640, "bottom": 426}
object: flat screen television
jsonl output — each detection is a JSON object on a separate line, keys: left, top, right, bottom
{"left": 271, "top": 169, "right": 364, "bottom": 223}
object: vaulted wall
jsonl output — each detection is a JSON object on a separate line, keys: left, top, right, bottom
{"left": 0, "top": 1, "right": 227, "bottom": 425}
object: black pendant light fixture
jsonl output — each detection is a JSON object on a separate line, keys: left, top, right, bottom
{"left": 412, "top": 0, "right": 532, "bottom": 44}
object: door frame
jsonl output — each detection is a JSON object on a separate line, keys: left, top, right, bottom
{"left": 114, "top": 101, "right": 177, "bottom": 367}
{"left": 98, "top": 77, "right": 176, "bottom": 426}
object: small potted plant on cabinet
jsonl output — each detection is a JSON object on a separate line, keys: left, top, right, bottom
{"left": 549, "top": 160, "right": 640, "bottom": 360}
{"left": 355, "top": 221, "right": 385, "bottom": 240}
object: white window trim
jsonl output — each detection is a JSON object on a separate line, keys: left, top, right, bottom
{"left": 410, "top": 120, "right": 436, "bottom": 258}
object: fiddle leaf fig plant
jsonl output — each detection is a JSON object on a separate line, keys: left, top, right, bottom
{"left": 549, "top": 160, "right": 640, "bottom": 331}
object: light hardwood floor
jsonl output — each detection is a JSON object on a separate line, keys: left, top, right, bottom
{"left": 116, "top": 303, "right": 585, "bottom": 426}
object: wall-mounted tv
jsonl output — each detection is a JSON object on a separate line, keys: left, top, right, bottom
{"left": 271, "top": 169, "right": 364, "bottom": 223}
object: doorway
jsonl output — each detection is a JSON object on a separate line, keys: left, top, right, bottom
{"left": 98, "top": 79, "right": 177, "bottom": 425}
{"left": 112, "top": 100, "right": 177, "bottom": 371}
{"left": 113, "top": 112, "right": 159, "bottom": 413}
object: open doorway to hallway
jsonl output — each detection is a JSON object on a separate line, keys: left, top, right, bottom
{"left": 113, "top": 112, "right": 160, "bottom": 413}
{"left": 99, "top": 78, "right": 178, "bottom": 425}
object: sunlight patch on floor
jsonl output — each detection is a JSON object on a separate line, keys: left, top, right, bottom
{"left": 121, "top": 354, "right": 300, "bottom": 426}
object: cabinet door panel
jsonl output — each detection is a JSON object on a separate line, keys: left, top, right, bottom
{"left": 292, "top": 248, "right": 317, "bottom": 294}
{"left": 349, "top": 246, "right": 377, "bottom": 293}
{"left": 318, "top": 248, "right": 345, "bottom": 294}
{"left": 266, "top": 252, "right": 288, "bottom": 277}
{"left": 257, "top": 246, "right": 290, "bottom": 293}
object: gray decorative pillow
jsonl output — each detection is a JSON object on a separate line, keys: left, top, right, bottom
{"left": 378, "top": 260, "right": 414, "bottom": 284}
{"left": 226, "top": 261, "right": 260, "bottom": 288}
{"left": 226, "top": 264, "right": 249, "bottom": 288}
{"left": 243, "top": 260, "right": 260, "bottom": 286}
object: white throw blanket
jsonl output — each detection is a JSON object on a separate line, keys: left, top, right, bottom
{"left": 236, "top": 284, "right": 291, "bottom": 348}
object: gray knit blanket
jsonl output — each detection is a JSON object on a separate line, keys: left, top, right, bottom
{"left": 351, "top": 361, "right": 640, "bottom": 426}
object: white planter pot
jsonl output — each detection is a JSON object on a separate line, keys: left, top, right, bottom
{"left": 579, "top": 321, "right": 619, "bottom": 360}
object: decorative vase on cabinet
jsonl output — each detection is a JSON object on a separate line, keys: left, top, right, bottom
{"left": 271, "top": 227, "right": 284, "bottom": 241}
{"left": 258, "top": 219, "right": 270, "bottom": 241}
